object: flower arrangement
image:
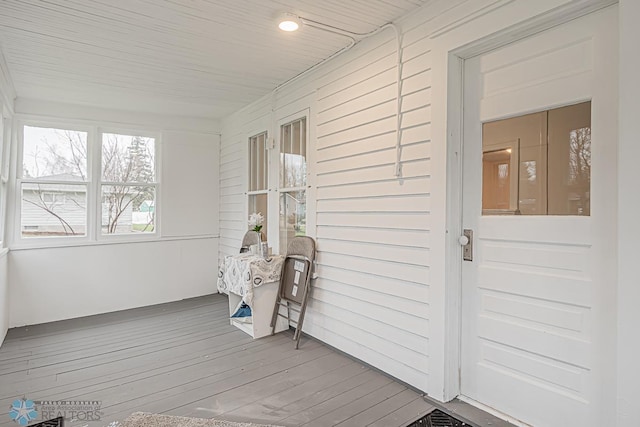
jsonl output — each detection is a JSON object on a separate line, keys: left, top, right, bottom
{"left": 248, "top": 212, "right": 264, "bottom": 232}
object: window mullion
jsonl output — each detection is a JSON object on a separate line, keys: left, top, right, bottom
{"left": 89, "top": 127, "right": 100, "bottom": 241}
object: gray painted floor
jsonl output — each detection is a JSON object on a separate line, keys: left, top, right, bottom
{"left": 0, "top": 295, "right": 513, "bottom": 427}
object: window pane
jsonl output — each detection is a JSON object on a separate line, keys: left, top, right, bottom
{"left": 102, "top": 185, "right": 155, "bottom": 234}
{"left": 280, "top": 118, "right": 307, "bottom": 188}
{"left": 23, "top": 126, "right": 87, "bottom": 180}
{"left": 249, "top": 193, "right": 268, "bottom": 240}
{"left": 21, "top": 182, "right": 87, "bottom": 237}
{"left": 279, "top": 190, "right": 306, "bottom": 254}
{"left": 548, "top": 102, "right": 591, "bottom": 215}
{"left": 518, "top": 145, "right": 547, "bottom": 215}
{"left": 249, "top": 132, "right": 267, "bottom": 191}
{"left": 102, "top": 133, "right": 155, "bottom": 183}
{"left": 482, "top": 148, "right": 513, "bottom": 211}
{"left": 482, "top": 102, "right": 590, "bottom": 216}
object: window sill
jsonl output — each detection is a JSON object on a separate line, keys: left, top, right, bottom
{"left": 10, "top": 234, "right": 219, "bottom": 251}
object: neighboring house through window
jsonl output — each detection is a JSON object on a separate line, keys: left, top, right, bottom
{"left": 20, "top": 126, "right": 89, "bottom": 237}
{"left": 18, "top": 124, "right": 158, "bottom": 242}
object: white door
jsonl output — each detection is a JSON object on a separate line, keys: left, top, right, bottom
{"left": 460, "top": 7, "right": 618, "bottom": 427}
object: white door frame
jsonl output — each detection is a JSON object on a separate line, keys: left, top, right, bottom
{"left": 442, "top": 1, "right": 618, "bottom": 401}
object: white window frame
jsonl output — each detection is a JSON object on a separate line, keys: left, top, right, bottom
{"left": 0, "top": 111, "right": 11, "bottom": 248}
{"left": 97, "top": 127, "right": 160, "bottom": 241}
{"left": 247, "top": 130, "right": 269, "bottom": 240}
{"left": 16, "top": 121, "right": 94, "bottom": 246}
{"left": 275, "top": 111, "right": 310, "bottom": 254}
{"left": 14, "top": 119, "right": 161, "bottom": 248}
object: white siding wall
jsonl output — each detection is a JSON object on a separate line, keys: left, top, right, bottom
{"left": 8, "top": 100, "right": 220, "bottom": 326}
{"left": 310, "top": 27, "right": 432, "bottom": 390}
{"left": 219, "top": 0, "right": 614, "bottom": 400}
{"left": 218, "top": 114, "right": 247, "bottom": 259}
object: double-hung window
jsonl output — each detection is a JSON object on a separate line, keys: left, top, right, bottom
{"left": 279, "top": 117, "right": 307, "bottom": 254}
{"left": 18, "top": 124, "right": 158, "bottom": 243}
{"left": 101, "top": 133, "right": 156, "bottom": 235}
{"left": 20, "top": 126, "right": 89, "bottom": 238}
{"left": 248, "top": 131, "right": 269, "bottom": 239}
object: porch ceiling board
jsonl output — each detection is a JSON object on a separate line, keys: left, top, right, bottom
{"left": 0, "top": 0, "right": 430, "bottom": 118}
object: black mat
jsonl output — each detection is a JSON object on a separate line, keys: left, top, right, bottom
{"left": 29, "top": 417, "right": 64, "bottom": 427}
{"left": 406, "top": 409, "right": 469, "bottom": 427}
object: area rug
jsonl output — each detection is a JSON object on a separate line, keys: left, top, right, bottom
{"left": 122, "top": 412, "right": 284, "bottom": 427}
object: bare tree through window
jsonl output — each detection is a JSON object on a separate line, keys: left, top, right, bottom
{"left": 21, "top": 127, "right": 88, "bottom": 237}
{"left": 21, "top": 126, "right": 157, "bottom": 238}
{"left": 101, "top": 133, "right": 156, "bottom": 234}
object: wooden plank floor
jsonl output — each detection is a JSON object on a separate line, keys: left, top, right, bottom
{"left": 0, "top": 295, "right": 513, "bottom": 427}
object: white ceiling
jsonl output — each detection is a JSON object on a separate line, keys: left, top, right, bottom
{"left": 0, "top": 0, "right": 429, "bottom": 120}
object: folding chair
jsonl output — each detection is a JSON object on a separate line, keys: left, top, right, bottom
{"left": 270, "top": 236, "right": 316, "bottom": 349}
{"left": 240, "top": 230, "right": 262, "bottom": 253}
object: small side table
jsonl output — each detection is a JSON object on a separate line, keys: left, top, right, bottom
{"left": 217, "top": 254, "right": 289, "bottom": 338}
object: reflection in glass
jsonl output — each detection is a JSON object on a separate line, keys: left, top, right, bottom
{"left": 482, "top": 148, "right": 513, "bottom": 211}
{"left": 279, "top": 190, "right": 306, "bottom": 254}
{"left": 548, "top": 102, "right": 591, "bottom": 215}
{"left": 482, "top": 101, "right": 591, "bottom": 216}
{"left": 21, "top": 182, "right": 87, "bottom": 237}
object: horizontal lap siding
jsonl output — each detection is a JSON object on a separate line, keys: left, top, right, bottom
{"left": 308, "top": 25, "right": 433, "bottom": 392}
{"left": 218, "top": 121, "right": 245, "bottom": 260}
{"left": 219, "top": 17, "right": 434, "bottom": 392}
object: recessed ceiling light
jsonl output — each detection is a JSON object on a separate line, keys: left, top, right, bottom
{"left": 278, "top": 13, "right": 301, "bottom": 32}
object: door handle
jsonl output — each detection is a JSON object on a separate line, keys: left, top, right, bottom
{"left": 460, "top": 229, "right": 473, "bottom": 261}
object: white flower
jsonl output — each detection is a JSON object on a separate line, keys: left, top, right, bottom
{"left": 248, "top": 212, "right": 264, "bottom": 229}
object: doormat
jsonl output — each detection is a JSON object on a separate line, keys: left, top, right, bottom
{"left": 29, "top": 417, "right": 64, "bottom": 427}
{"left": 406, "top": 409, "right": 469, "bottom": 427}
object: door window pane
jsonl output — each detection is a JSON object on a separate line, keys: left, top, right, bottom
{"left": 482, "top": 102, "right": 590, "bottom": 216}
{"left": 482, "top": 148, "right": 513, "bottom": 211}
{"left": 547, "top": 102, "right": 591, "bottom": 215}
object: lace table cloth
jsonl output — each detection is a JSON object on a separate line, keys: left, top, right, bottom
{"left": 217, "top": 253, "right": 284, "bottom": 306}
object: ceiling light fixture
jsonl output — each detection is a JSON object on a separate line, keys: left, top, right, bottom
{"left": 278, "top": 13, "right": 301, "bottom": 32}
